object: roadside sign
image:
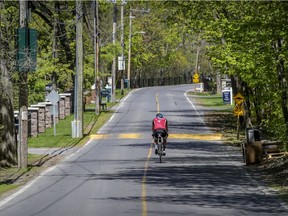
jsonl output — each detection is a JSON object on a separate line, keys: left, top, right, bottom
{"left": 193, "top": 78, "right": 199, "bottom": 83}
{"left": 46, "top": 89, "right": 60, "bottom": 105}
{"left": 233, "top": 93, "right": 244, "bottom": 105}
{"left": 232, "top": 92, "right": 245, "bottom": 116}
{"left": 233, "top": 93, "right": 245, "bottom": 140}
{"left": 46, "top": 90, "right": 60, "bottom": 136}
{"left": 234, "top": 106, "right": 244, "bottom": 116}
{"left": 222, "top": 88, "right": 233, "bottom": 105}
{"left": 193, "top": 74, "right": 199, "bottom": 83}
{"left": 118, "top": 56, "right": 125, "bottom": 70}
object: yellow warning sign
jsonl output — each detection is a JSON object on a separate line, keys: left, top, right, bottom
{"left": 234, "top": 106, "right": 244, "bottom": 116}
{"left": 233, "top": 93, "right": 244, "bottom": 105}
{"left": 193, "top": 74, "right": 199, "bottom": 83}
{"left": 193, "top": 78, "right": 199, "bottom": 83}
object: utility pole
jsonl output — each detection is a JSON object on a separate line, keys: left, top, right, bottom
{"left": 127, "top": 8, "right": 149, "bottom": 90}
{"left": 52, "top": 2, "right": 58, "bottom": 91}
{"left": 111, "top": 2, "right": 117, "bottom": 103}
{"left": 72, "top": 0, "right": 83, "bottom": 138}
{"left": 18, "top": 0, "right": 28, "bottom": 169}
{"left": 127, "top": 10, "right": 133, "bottom": 90}
{"left": 120, "top": 0, "right": 125, "bottom": 95}
{"left": 94, "top": 0, "right": 100, "bottom": 115}
{"left": 195, "top": 46, "right": 200, "bottom": 74}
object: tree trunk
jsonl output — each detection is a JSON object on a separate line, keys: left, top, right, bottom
{"left": 0, "top": 1, "right": 17, "bottom": 166}
{"left": 0, "top": 60, "right": 17, "bottom": 167}
{"left": 275, "top": 38, "right": 288, "bottom": 139}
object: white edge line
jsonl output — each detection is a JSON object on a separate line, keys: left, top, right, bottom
{"left": 98, "top": 89, "right": 137, "bottom": 134}
{"left": 0, "top": 166, "right": 54, "bottom": 207}
{"left": 184, "top": 90, "right": 205, "bottom": 124}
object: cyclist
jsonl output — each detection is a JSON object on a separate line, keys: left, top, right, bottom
{"left": 152, "top": 113, "right": 168, "bottom": 155}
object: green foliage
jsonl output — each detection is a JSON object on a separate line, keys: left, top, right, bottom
{"left": 2, "top": 0, "right": 288, "bottom": 146}
{"left": 156, "top": 1, "right": 288, "bottom": 146}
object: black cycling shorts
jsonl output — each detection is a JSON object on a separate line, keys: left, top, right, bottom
{"left": 153, "top": 129, "right": 167, "bottom": 138}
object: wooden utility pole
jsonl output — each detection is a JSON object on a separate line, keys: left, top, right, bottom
{"left": 18, "top": 0, "right": 28, "bottom": 169}
{"left": 127, "top": 8, "right": 149, "bottom": 90}
{"left": 111, "top": 3, "right": 117, "bottom": 103}
{"left": 72, "top": 0, "right": 83, "bottom": 138}
{"left": 52, "top": 2, "right": 58, "bottom": 91}
{"left": 94, "top": 0, "right": 100, "bottom": 115}
{"left": 127, "top": 10, "right": 133, "bottom": 90}
{"left": 120, "top": 1, "right": 125, "bottom": 95}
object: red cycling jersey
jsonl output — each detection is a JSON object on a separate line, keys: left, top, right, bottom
{"left": 152, "top": 118, "right": 168, "bottom": 131}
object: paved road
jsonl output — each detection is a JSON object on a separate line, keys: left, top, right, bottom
{"left": 0, "top": 84, "right": 287, "bottom": 216}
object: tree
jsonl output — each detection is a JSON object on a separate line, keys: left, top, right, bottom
{"left": 0, "top": 1, "right": 18, "bottom": 166}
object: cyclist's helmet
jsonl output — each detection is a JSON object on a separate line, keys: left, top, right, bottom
{"left": 156, "top": 113, "right": 163, "bottom": 118}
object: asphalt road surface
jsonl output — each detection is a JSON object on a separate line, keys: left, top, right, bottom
{"left": 0, "top": 84, "right": 287, "bottom": 216}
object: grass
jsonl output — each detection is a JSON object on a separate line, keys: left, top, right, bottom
{"left": 28, "top": 115, "right": 79, "bottom": 148}
{"left": 28, "top": 88, "right": 128, "bottom": 148}
{"left": 188, "top": 92, "right": 234, "bottom": 109}
{"left": 0, "top": 184, "right": 18, "bottom": 195}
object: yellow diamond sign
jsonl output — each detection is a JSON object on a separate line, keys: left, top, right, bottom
{"left": 233, "top": 93, "right": 244, "bottom": 105}
{"left": 193, "top": 74, "right": 199, "bottom": 83}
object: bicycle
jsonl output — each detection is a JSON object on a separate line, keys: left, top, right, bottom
{"left": 155, "top": 131, "right": 165, "bottom": 163}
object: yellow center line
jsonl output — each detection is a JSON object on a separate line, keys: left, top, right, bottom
{"left": 142, "top": 141, "right": 153, "bottom": 216}
{"left": 156, "top": 92, "right": 160, "bottom": 113}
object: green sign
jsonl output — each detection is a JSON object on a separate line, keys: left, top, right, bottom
{"left": 16, "top": 27, "right": 37, "bottom": 72}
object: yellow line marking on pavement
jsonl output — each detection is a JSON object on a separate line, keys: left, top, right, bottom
{"left": 118, "top": 133, "right": 142, "bottom": 139}
{"left": 156, "top": 92, "right": 160, "bottom": 112}
{"left": 90, "top": 133, "right": 222, "bottom": 140}
{"left": 89, "top": 134, "right": 108, "bottom": 139}
{"left": 168, "top": 133, "right": 223, "bottom": 140}
{"left": 142, "top": 141, "right": 153, "bottom": 216}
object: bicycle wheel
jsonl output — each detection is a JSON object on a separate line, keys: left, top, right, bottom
{"left": 159, "top": 143, "right": 163, "bottom": 163}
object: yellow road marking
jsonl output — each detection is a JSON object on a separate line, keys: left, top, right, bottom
{"left": 119, "top": 133, "right": 142, "bottom": 139}
{"left": 89, "top": 133, "right": 222, "bottom": 140}
{"left": 156, "top": 92, "right": 160, "bottom": 112}
{"left": 168, "top": 133, "right": 223, "bottom": 140}
{"left": 142, "top": 141, "right": 153, "bottom": 216}
{"left": 89, "top": 134, "right": 107, "bottom": 139}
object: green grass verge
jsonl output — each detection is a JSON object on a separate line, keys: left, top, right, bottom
{"left": 0, "top": 184, "right": 18, "bottom": 195}
{"left": 188, "top": 91, "right": 234, "bottom": 109}
{"left": 28, "top": 115, "right": 79, "bottom": 148}
{"left": 27, "top": 88, "right": 129, "bottom": 148}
